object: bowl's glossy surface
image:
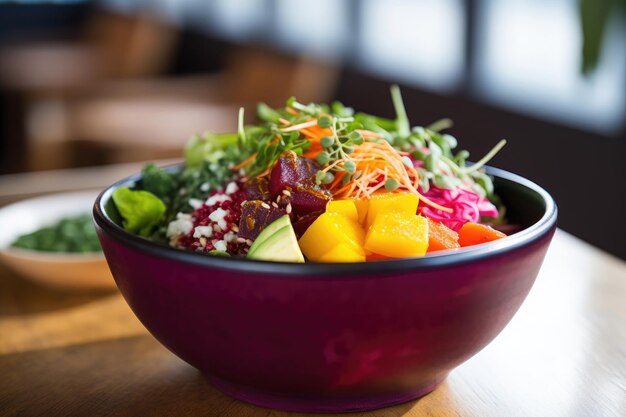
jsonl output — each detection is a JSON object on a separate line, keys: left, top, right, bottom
{"left": 0, "top": 190, "right": 114, "bottom": 290}
{"left": 94, "top": 164, "right": 557, "bottom": 412}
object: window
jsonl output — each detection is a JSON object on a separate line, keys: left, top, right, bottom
{"left": 475, "top": 0, "right": 626, "bottom": 133}
{"left": 273, "top": 0, "right": 350, "bottom": 58}
{"left": 357, "top": 0, "right": 465, "bottom": 92}
{"left": 98, "top": 0, "right": 626, "bottom": 133}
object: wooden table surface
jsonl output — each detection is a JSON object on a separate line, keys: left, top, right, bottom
{"left": 1, "top": 168, "right": 625, "bottom": 417}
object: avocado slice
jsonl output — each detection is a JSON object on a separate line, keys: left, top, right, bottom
{"left": 248, "top": 214, "right": 291, "bottom": 249}
{"left": 208, "top": 250, "right": 230, "bottom": 257}
{"left": 247, "top": 216, "right": 305, "bottom": 263}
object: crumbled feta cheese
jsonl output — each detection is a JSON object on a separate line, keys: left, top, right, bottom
{"left": 166, "top": 213, "right": 193, "bottom": 238}
{"left": 193, "top": 226, "right": 213, "bottom": 239}
{"left": 225, "top": 182, "right": 239, "bottom": 195}
{"left": 223, "top": 231, "right": 237, "bottom": 243}
{"left": 206, "top": 194, "right": 231, "bottom": 207}
{"left": 200, "top": 182, "right": 210, "bottom": 192}
{"left": 209, "top": 208, "right": 229, "bottom": 230}
{"left": 189, "top": 198, "right": 203, "bottom": 209}
{"left": 213, "top": 240, "right": 227, "bottom": 251}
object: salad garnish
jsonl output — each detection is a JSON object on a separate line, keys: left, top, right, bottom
{"left": 112, "top": 86, "right": 509, "bottom": 262}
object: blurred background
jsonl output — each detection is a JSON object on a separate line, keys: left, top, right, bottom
{"left": 0, "top": 0, "right": 624, "bottom": 258}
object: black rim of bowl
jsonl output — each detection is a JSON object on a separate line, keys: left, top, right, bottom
{"left": 93, "top": 164, "right": 557, "bottom": 276}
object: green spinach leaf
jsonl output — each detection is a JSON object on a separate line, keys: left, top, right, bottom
{"left": 112, "top": 187, "right": 166, "bottom": 237}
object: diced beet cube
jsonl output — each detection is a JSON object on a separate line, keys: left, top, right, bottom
{"left": 292, "top": 211, "right": 323, "bottom": 238}
{"left": 269, "top": 152, "right": 319, "bottom": 198}
{"left": 238, "top": 200, "right": 286, "bottom": 241}
{"left": 300, "top": 157, "right": 319, "bottom": 177}
{"left": 244, "top": 177, "right": 270, "bottom": 201}
{"left": 289, "top": 184, "right": 331, "bottom": 216}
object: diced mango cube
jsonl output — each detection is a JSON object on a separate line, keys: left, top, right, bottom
{"left": 364, "top": 212, "right": 429, "bottom": 258}
{"left": 365, "top": 193, "right": 419, "bottom": 228}
{"left": 351, "top": 198, "right": 369, "bottom": 225}
{"left": 317, "top": 243, "right": 366, "bottom": 263}
{"left": 298, "top": 212, "right": 365, "bottom": 261}
{"left": 326, "top": 200, "right": 358, "bottom": 223}
{"left": 366, "top": 252, "right": 393, "bottom": 261}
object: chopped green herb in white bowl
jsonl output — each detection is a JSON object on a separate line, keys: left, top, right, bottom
{"left": 0, "top": 190, "right": 115, "bottom": 291}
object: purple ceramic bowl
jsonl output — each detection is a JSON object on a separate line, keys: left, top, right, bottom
{"left": 93, "top": 165, "right": 557, "bottom": 413}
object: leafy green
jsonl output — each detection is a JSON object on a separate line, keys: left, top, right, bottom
{"left": 126, "top": 86, "right": 507, "bottom": 244}
{"left": 237, "top": 108, "right": 311, "bottom": 176}
{"left": 136, "top": 132, "right": 245, "bottom": 243}
{"left": 171, "top": 161, "right": 232, "bottom": 212}
{"left": 184, "top": 132, "right": 238, "bottom": 168}
{"left": 11, "top": 214, "right": 101, "bottom": 253}
{"left": 140, "top": 163, "right": 176, "bottom": 201}
{"left": 267, "top": 86, "right": 503, "bottom": 200}
{"left": 112, "top": 187, "right": 166, "bottom": 237}
{"left": 257, "top": 102, "right": 282, "bottom": 123}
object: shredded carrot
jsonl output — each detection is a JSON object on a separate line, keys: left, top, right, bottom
{"left": 233, "top": 137, "right": 280, "bottom": 171}
{"left": 258, "top": 168, "right": 271, "bottom": 178}
{"left": 232, "top": 153, "right": 257, "bottom": 170}
{"left": 328, "top": 139, "right": 453, "bottom": 213}
{"left": 458, "top": 222, "right": 506, "bottom": 247}
{"left": 282, "top": 119, "right": 319, "bottom": 132}
{"left": 301, "top": 125, "right": 332, "bottom": 138}
{"left": 300, "top": 128, "right": 317, "bottom": 137}
{"left": 356, "top": 130, "right": 384, "bottom": 139}
{"left": 303, "top": 141, "right": 323, "bottom": 159}
{"left": 271, "top": 114, "right": 452, "bottom": 213}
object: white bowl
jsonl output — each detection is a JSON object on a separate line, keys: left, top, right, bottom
{"left": 0, "top": 190, "right": 115, "bottom": 290}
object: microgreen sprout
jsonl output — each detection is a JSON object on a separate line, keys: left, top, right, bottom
{"left": 320, "top": 136, "right": 333, "bottom": 148}
{"left": 237, "top": 107, "right": 246, "bottom": 148}
{"left": 385, "top": 178, "right": 399, "bottom": 191}
{"left": 317, "top": 116, "right": 332, "bottom": 128}
{"left": 240, "top": 89, "right": 506, "bottom": 199}
{"left": 462, "top": 139, "right": 507, "bottom": 174}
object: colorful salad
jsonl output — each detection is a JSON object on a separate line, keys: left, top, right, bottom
{"left": 112, "top": 86, "right": 508, "bottom": 262}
